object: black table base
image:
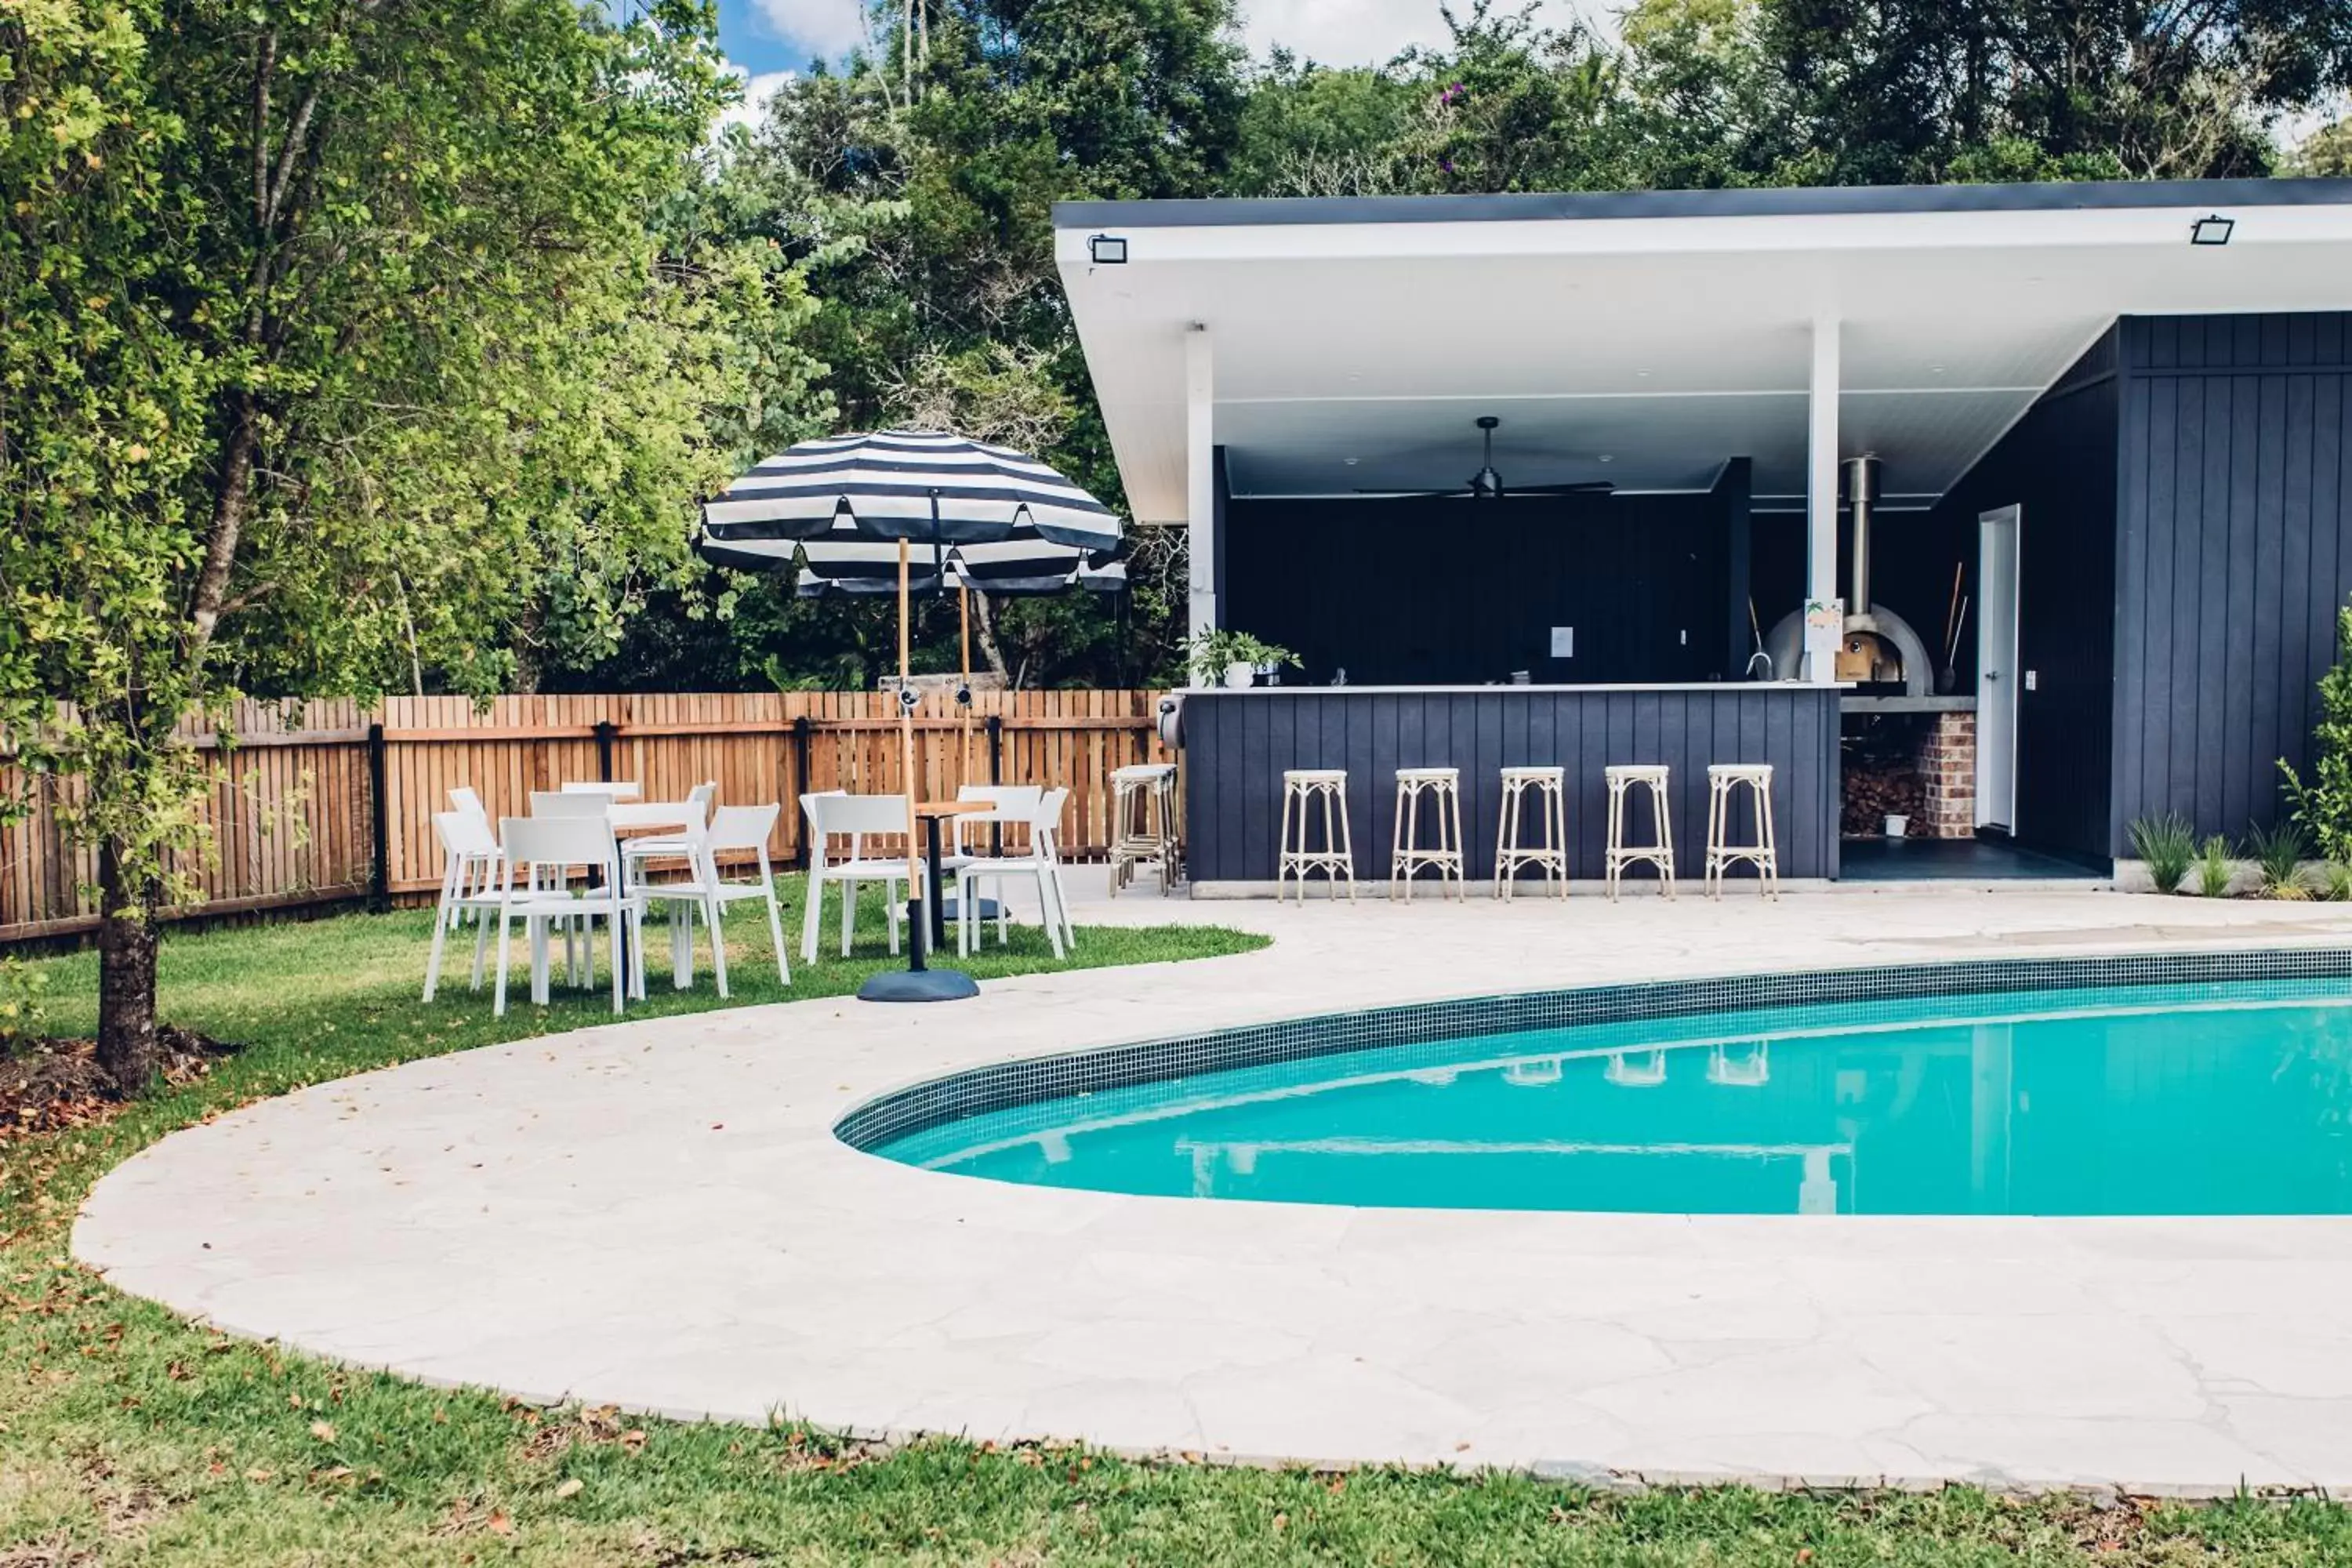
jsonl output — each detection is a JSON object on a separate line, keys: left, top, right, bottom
{"left": 856, "top": 810, "right": 977, "bottom": 1004}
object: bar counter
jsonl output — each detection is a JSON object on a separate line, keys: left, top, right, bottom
{"left": 1179, "top": 682, "right": 1842, "bottom": 890}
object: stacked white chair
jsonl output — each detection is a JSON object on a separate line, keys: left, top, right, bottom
{"left": 800, "top": 792, "right": 915, "bottom": 961}
{"left": 954, "top": 787, "right": 1075, "bottom": 958}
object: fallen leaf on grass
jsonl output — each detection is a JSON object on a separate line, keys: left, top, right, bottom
{"left": 310, "top": 1419, "right": 337, "bottom": 1443}
{"left": 555, "top": 1478, "right": 584, "bottom": 1500}
{"left": 487, "top": 1511, "right": 514, "bottom": 1536}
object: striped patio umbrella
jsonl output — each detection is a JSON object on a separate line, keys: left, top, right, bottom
{"left": 695, "top": 430, "right": 1124, "bottom": 1003}
{"left": 698, "top": 428, "right": 1121, "bottom": 564}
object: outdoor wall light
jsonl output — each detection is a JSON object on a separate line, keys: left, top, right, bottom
{"left": 1088, "top": 234, "right": 1129, "bottom": 264}
{"left": 2190, "top": 214, "right": 2235, "bottom": 246}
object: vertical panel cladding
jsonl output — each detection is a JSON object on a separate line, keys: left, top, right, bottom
{"left": 1930, "top": 328, "right": 2122, "bottom": 864}
{"left": 2111, "top": 314, "right": 2352, "bottom": 851}
{"left": 1174, "top": 687, "right": 1840, "bottom": 883}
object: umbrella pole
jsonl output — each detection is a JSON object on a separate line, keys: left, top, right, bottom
{"left": 900, "top": 536, "right": 923, "bottom": 963}
{"left": 960, "top": 583, "right": 973, "bottom": 782}
{"left": 858, "top": 511, "right": 978, "bottom": 1004}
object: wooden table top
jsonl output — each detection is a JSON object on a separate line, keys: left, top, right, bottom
{"left": 913, "top": 800, "right": 993, "bottom": 819}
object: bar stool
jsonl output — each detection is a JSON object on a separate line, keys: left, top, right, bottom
{"left": 1278, "top": 769, "right": 1356, "bottom": 902}
{"left": 1603, "top": 764, "right": 1675, "bottom": 900}
{"left": 1389, "top": 767, "right": 1465, "bottom": 901}
{"left": 1109, "top": 762, "right": 1180, "bottom": 895}
{"left": 1494, "top": 765, "right": 1567, "bottom": 899}
{"left": 1704, "top": 763, "right": 1779, "bottom": 899}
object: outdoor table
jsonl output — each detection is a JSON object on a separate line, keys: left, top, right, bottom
{"left": 911, "top": 801, "right": 991, "bottom": 953}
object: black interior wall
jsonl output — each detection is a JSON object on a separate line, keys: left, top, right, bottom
{"left": 1222, "top": 493, "right": 1727, "bottom": 686}
{"left": 2111, "top": 314, "right": 2352, "bottom": 852}
{"left": 1930, "top": 330, "right": 2122, "bottom": 863}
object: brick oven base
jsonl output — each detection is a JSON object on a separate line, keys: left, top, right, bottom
{"left": 1842, "top": 708, "right": 1976, "bottom": 840}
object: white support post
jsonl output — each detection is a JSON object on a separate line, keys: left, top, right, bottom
{"left": 1185, "top": 324, "right": 1217, "bottom": 684}
{"left": 1806, "top": 314, "right": 1842, "bottom": 684}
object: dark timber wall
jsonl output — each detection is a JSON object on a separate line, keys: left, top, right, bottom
{"left": 1181, "top": 685, "right": 1842, "bottom": 884}
{"left": 1223, "top": 492, "right": 1729, "bottom": 686}
{"left": 1929, "top": 330, "right": 2122, "bottom": 863}
{"left": 2112, "top": 314, "right": 2352, "bottom": 852}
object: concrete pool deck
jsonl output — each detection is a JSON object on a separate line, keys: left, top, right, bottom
{"left": 70, "top": 880, "right": 2352, "bottom": 1495}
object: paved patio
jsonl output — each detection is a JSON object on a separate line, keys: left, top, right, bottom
{"left": 71, "top": 879, "right": 2352, "bottom": 1494}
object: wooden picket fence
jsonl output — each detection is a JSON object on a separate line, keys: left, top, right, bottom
{"left": 0, "top": 690, "right": 1172, "bottom": 943}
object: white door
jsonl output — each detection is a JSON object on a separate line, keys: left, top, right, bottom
{"left": 1976, "top": 506, "right": 2020, "bottom": 832}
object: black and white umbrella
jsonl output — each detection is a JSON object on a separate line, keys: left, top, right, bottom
{"left": 695, "top": 429, "right": 1124, "bottom": 1003}
{"left": 699, "top": 428, "right": 1121, "bottom": 559}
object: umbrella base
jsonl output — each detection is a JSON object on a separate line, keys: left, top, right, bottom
{"left": 858, "top": 967, "right": 981, "bottom": 1004}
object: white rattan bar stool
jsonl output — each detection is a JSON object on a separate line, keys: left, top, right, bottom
{"left": 1277, "top": 768, "right": 1356, "bottom": 902}
{"left": 1603, "top": 764, "right": 1675, "bottom": 900}
{"left": 1494, "top": 765, "right": 1567, "bottom": 899}
{"left": 1109, "top": 762, "right": 1180, "bottom": 895}
{"left": 1389, "top": 767, "right": 1465, "bottom": 902}
{"left": 1704, "top": 763, "right": 1779, "bottom": 899}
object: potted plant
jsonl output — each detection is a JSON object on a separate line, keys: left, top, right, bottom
{"left": 1186, "top": 630, "right": 1301, "bottom": 689}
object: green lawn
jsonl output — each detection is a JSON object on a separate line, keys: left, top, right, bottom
{"left": 4, "top": 895, "right": 2351, "bottom": 1564}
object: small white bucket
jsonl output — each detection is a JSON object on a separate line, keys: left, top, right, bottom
{"left": 1884, "top": 814, "right": 1910, "bottom": 838}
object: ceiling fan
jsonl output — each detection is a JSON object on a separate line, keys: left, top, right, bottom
{"left": 1359, "top": 416, "right": 1615, "bottom": 501}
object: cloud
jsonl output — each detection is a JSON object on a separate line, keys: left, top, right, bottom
{"left": 1234, "top": 0, "right": 1606, "bottom": 68}
{"left": 717, "top": 66, "right": 797, "bottom": 132}
{"left": 750, "top": 0, "right": 869, "bottom": 61}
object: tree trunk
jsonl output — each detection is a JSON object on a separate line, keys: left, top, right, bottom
{"left": 968, "top": 588, "right": 1014, "bottom": 686}
{"left": 96, "top": 840, "right": 163, "bottom": 1094}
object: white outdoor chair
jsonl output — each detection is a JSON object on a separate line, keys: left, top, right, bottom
{"left": 490, "top": 815, "right": 644, "bottom": 1018}
{"left": 637, "top": 804, "right": 790, "bottom": 996}
{"left": 947, "top": 785, "right": 1045, "bottom": 864}
{"left": 954, "top": 787, "right": 1074, "bottom": 960}
{"left": 525, "top": 789, "right": 620, "bottom": 982}
{"left": 800, "top": 792, "right": 916, "bottom": 962}
{"left": 423, "top": 810, "right": 505, "bottom": 1001}
{"left": 442, "top": 788, "right": 502, "bottom": 921}
{"left": 619, "top": 780, "right": 716, "bottom": 877}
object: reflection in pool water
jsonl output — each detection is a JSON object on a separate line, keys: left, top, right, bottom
{"left": 871, "top": 982, "right": 2352, "bottom": 1215}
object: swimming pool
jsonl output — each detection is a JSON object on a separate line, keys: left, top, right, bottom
{"left": 868, "top": 975, "right": 2352, "bottom": 1216}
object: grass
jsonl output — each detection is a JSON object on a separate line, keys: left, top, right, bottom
{"left": 5, "top": 894, "right": 2352, "bottom": 1563}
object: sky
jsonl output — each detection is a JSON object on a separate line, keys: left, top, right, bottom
{"left": 717, "top": 0, "right": 1597, "bottom": 123}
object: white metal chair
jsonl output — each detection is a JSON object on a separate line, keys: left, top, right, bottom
{"left": 635, "top": 804, "right": 791, "bottom": 996}
{"left": 800, "top": 792, "right": 915, "bottom": 962}
{"left": 955, "top": 788, "right": 1073, "bottom": 959}
{"left": 423, "top": 810, "right": 505, "bottom": 1001}
{"left": 490, "top": 815, "right": 643, "bottom": 1018}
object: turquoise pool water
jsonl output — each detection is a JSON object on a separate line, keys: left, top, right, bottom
{"left": 873, "top": 980, "right": 2352, "bottom": 1215}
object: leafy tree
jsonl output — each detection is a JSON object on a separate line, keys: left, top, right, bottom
{"left": 1, "top": 0, "right": 824, "bottom": 1087}
{"left": 2287, "top": 117, "right": 2352, "bottom": 174}
{"left": 2282, "top": 604, "right": 2352, "bottom": 863}
{"left": 1620, "top": 0, "right": 2352, "bottom": 185}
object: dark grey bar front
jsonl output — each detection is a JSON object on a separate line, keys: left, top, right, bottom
{"left": 1181, "top": 685, "right": 1843, "bottom": 884}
